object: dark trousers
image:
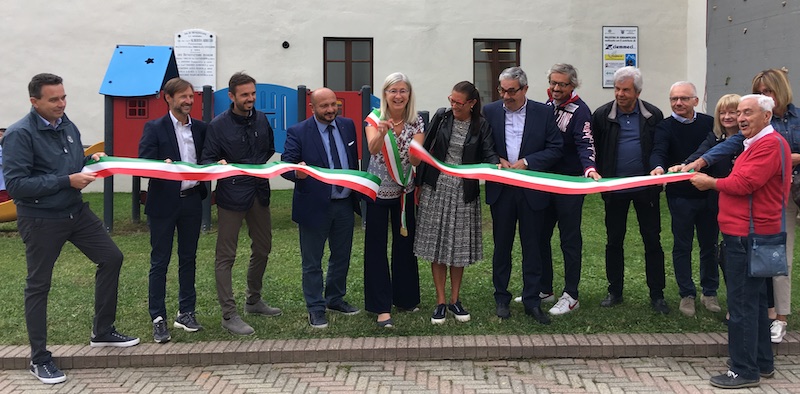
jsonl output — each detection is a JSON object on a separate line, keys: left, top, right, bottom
{"left": 491, "top": 188, "right": 545, "bottom": 311}
{"left": 215, "top": 202, "right": 272, "bottom": 319}
{"left": 723, "top": 234, "right": 773, "bottom": 380}
{"left": 363, "top": 194, "right": 420, "bottom": 314}
{"left": 18, "top": 203, "right": 124, "bottom": 364}
{"left": 147, "top": 193, "right": 202, "bottom": 321}
{"left": 540, "top": 193, "right": 585, "bottom": 300}
{"left": 299, "top": 199, "right": 354, "bottom": 313}
{"left": 667, "top": 195, "right": 720, "bottom": 298}
{"left": 602, "top": 188, "right": 665, "bottom": 300}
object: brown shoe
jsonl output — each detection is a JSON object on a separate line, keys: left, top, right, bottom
{"left": 701, "top": 295, "right": 721, "bottom": 313}
{"left": 679, "top": 296, "right": 696, "bottom": 317}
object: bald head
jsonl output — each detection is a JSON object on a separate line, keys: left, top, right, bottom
{"left": 310, "top": 88, "right": 338, "bottom": 123}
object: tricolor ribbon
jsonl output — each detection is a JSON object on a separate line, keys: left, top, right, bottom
{"left": 409, "top": 140, "right": 695, "bottom": 194}
{"left": 365, "top": 108, "right": 414, "bottom": 236}
{"left": 83, "top": 156, "right": 382, "bottom": 200}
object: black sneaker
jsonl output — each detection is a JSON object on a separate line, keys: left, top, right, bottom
{"left": 327, "top": 301, "right": 361, "bottom": 315}
{"left": 90, "top": 329, "right": 140, "bottom": 348}
{"left": 725, "top": 358, "right": 775, "bottom": 378}
{"left": 650, "top": 298, "right": 670, "bottom": 315}
{"left": 447, "top": 300, "right": 471, "bottom": 322}
{"left": 30, "top": 360, "right": 66, "bottom": 384}
{"left": 174, "top": 311, "right": 203, "bottom": 332}
{"left": 431, "top": 303, "right": 446, "bottom": 325}
{"left": 308, "top": 310, "right": 328, "bottom": 329}
{"left": 710, "top": 370, "right": 759, "bottom": 389}
{"left": 152, "top": 317, "right": 171, "bottom": 344}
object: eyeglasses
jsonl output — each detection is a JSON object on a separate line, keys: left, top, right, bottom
{"left": 669, "top": 96, "right": 697, "bottom": 103}
{"left": 497, "top": 86, "right": 524, "bottom": 96}
{"left": 385, "top": 89, "right": 410, "bottom": 96}
{"left": 753, "top": 88, "right": 774, "bottom": 95}
{"left": 448, "top": 96, "right": 468, "bottom": 108}
{"left": 548, "top": 81, "right": 572, "bottom": 88}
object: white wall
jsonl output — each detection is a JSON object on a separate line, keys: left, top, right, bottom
{"left": 0, "top": 0, "right": 705, "bottom": 191}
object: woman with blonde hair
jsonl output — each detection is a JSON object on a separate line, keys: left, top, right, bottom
{"left": 362, "top": 72, "right": 424, "bottom": 328}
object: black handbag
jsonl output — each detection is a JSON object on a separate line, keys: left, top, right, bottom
{"left": 746, "top": 134, "right": 789, "bottom": 277}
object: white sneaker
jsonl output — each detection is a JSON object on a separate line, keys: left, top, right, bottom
{"left": 549, "top": 292, "right": 579, "bottom": 315}
{"left": 771, "top": 320, "right": 787, "bottom": 343}
{"left": 513, "top": 292, "right": 555, "bottom": 303}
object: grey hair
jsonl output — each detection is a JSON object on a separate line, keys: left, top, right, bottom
{"left": 499, "top": 66, "right": 528, "bottom": 87}
{"left": 613, "top": 66, "right": 643, "bottom": 93}
{"left": 547, "top": 63, "right": 580, "bottom": 89}
{"left": 740, "top": 94, "right": 776, "bottom": 112}
{"left": 669, "top": 81, "right": 697, "bottom": 97}
{"left": 379, "top": 72, "right": 418, "bottom": 124}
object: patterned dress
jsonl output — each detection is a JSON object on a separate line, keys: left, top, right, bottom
{"left": 414, "top": 119, "right": 482, "bottom": 267}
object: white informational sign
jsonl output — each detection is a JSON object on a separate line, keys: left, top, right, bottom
{"left": 602, "top": 26, "right": 638, "bottom": 88}
{"left": 174, "top": 29, "right": 217, "bottom": 91}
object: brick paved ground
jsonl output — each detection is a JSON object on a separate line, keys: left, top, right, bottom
{"left": 2, "top": 333, "right": 800, "bottom": 393}
{"left": 2, "top": 356, "right": 800, "bottom": 393}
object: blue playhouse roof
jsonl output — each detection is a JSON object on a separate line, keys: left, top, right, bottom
{"left": 99, "top": 45, "right": 179, "bottom": 97}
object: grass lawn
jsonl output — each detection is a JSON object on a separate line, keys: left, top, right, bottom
{"left": 0, "top": 187, "right": 795, "bottom": 346}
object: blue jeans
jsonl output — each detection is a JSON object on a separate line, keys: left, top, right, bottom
{"left": 723, "top": 234, "right": 773, "bottom": 380}
{"left": 667, "top": 195, "right": 720, "bottom": 298}
{"left": 299, "top": 199, "right": 355, "bottom": 313}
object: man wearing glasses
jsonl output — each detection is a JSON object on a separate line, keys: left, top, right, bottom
{"left": 591, "top": 66, "right": 668, "bottom": 314}
{"left": 483, "top": 67, "right": 563, "bottom": 324}
{"left": 532, "top": 64, "right": 598, "bottom": 316}
{"left": 650, "top": 82, "right": 720, "bottom": 317}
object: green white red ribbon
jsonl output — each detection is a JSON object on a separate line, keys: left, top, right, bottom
{"left": 409, "top": 140, "right": 695, "bottom": 194}
{"left": 365, "top": 108, "right": 414, "bottom": 236}
{"left": 83, "top": 156, "right": 382, "bottom": 200}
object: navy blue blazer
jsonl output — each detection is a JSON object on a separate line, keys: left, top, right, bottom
{"left": 139, "top": 114, "right": 207, "bottom": 218}
{"left": 281, "top": 116, "right": 361, "bottom": 228}
{"left": 483, "top": 99, "right": 563, "bottom": 210}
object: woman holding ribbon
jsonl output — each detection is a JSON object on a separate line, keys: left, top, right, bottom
{"left": 415, "top": 81, "right": 498, "bottom": 325}
{"left": 363, "top": 72, "right": 423, "bottom": 328}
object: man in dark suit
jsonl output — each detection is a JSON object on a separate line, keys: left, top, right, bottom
{"left": 139, "top": 77, "right": 207, "bottom": 343}
{"left": 282, "top": 88, "right": 361, "bottom": 329}
{"left": 483, "top": 67, "right": 563, "bottom": 324}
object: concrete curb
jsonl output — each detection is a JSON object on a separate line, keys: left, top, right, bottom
{"left": 4, "top": 331, "right": 798, "bottom": 370}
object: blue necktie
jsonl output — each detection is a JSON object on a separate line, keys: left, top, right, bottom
{"left": 327, "top": 124, "right": 344, "bottom": 193}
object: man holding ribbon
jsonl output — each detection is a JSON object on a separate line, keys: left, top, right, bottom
{"left": 139, "top": 77, "right": 207, "bottom": 343}
{"left": 3, "top": 73, "right": 139, "bottom": 385}
{"left": 282, "top": 88, "right": 362, "bottom": 329}
{"left": 592, "top": 66, "right": 668, "bottom": 314}
{"left": 363, "top": 72, "right": 423, "bottom": 327}
{"left": 484, "top": 67, "right": 563, "bottom": 325}
{"left": 201, "top": 72, "right": 281, "bottom": 336}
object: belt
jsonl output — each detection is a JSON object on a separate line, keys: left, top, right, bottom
{"left": 180, "top": 185, "right": 202, "bottom": 198}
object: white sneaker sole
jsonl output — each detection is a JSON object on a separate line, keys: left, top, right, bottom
{"left": 431, "top": 317, "right": 446, "bottom": 325}
{"left": 90, "top": 338, "right": 141, "bottom": 348}
{"left": 549, "top": 303, "right": 579, "bottom": 315}
{"left": 452, "top": 314, "right": 471, "bottom": 322}
{"left": 31, "top": 370, "right": 66, "bottom": 384}
{"left": 174, "top": 321, "right": 202, "bottom": 332}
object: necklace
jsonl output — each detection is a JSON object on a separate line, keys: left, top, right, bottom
{"left": 390, "top": 119, "right": 403, "bottom": 128}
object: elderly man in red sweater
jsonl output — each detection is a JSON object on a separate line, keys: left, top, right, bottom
{"left": 691, "top": 94, "right": 790, "bottom": 389}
